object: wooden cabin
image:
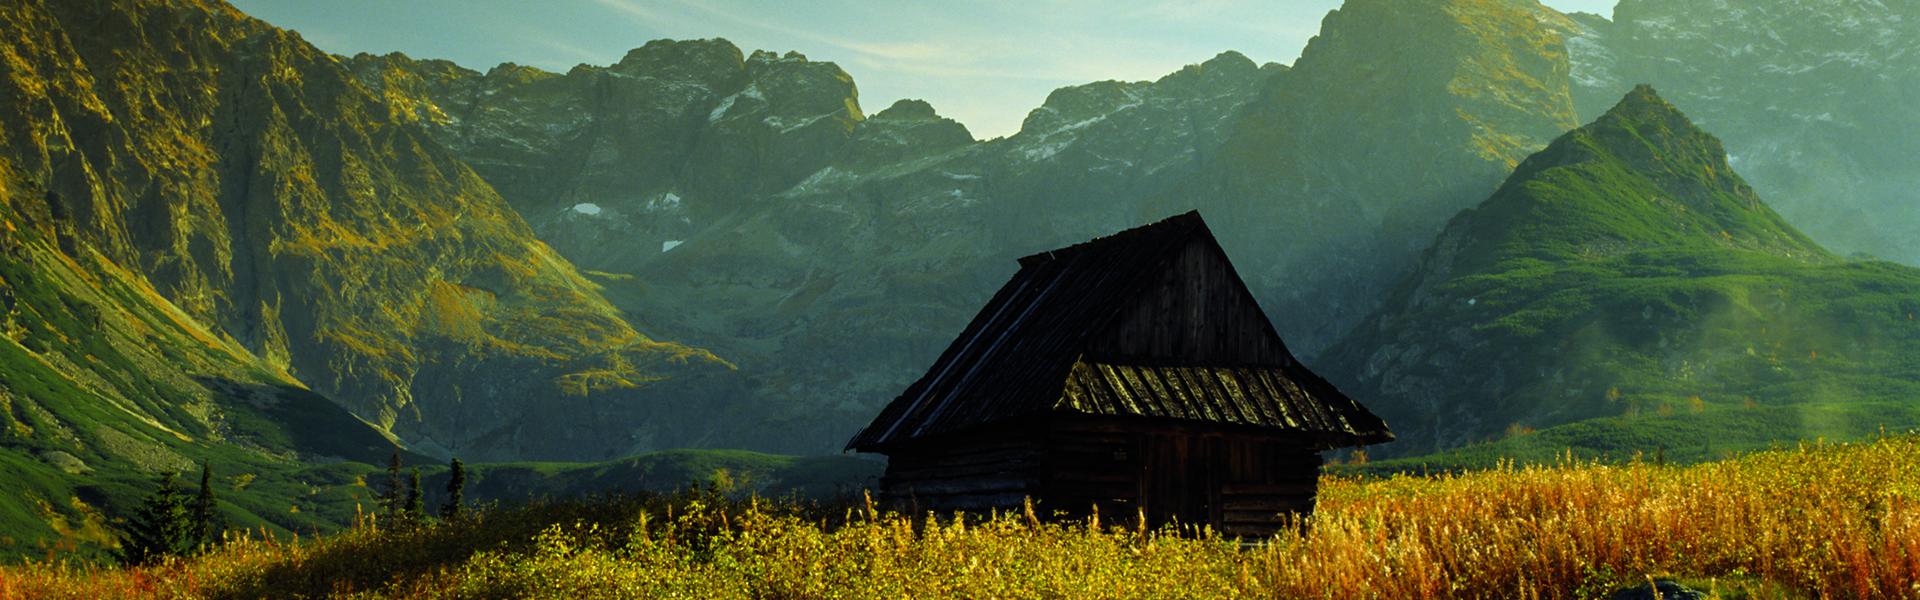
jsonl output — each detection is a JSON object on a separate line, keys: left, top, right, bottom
{"left": 846, "top": 211, "right": 1392, "bottom": 537}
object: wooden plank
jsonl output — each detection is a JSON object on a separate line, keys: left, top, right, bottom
{"left": 883, "top": 469, "right": 1037, "bottom": 487}
{"left": 887, "top": 458, "right": 1041, "bottom": 476}
{"left": 1220, "top": 482, "right": 1317, "bottom": 496}
{"left": 891, "top": 478, "right": 1038, "bottom": 496}
{"left": 1045, "top": 483, "right": 1140, "bottom": 499}
{"left": 890, "top": 447, "right": 1042, "bottom": 470}
{"left": 1049, "top": 417, "right": 1327, "bottom": 449}
{"left": 888, "top": 435, "right": 1043, "bottom": 458}
{"left": 1220, "top": 497, "right": 1315, "bottom": 512}
{"left": 1085, "top": 239, "right": 1289, "bottom": 366}
{"left": 1049, "top": 431, "right": 1137, "bottom": 444}
{"left": 1046, "top": 455, "right": 1135, "bottom": 469}
{"left": 891, "top": 439, "right": 1044, "bottom": 459}
{"left": 1047, "top": 470, "right": 1136, "bottom": 484}
{"left": 1047, "top": 440, "right": 1136, "bottom": 454}
{"left": 899, "top": 492, "right": 1029, "bottom": 511}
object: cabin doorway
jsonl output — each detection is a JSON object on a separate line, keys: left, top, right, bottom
{"left": 1142, "top": 433, "right": 1221, "bottom": 529}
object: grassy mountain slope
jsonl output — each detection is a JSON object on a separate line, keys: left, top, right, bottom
{"left": 1325, "top": 86, "right": 1920, "bottom": 456}
{"left": 0, "top": 0, "right": 775, "bottom": 559}
{"left": 0, "top": 0, "right": 732, "bottom": 462}
{"left": 1565, "top": 0, "right": 1920, "bottom": 264}
{"left": 0, "top": 221, "right": 404, "bottom": 560}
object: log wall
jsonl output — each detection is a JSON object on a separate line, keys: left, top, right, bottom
{"left": 878, "top": 417, "right": 1323, "bottom": 538}
{"left": 878, "top": 423, "right": 1044, "bottom": 512}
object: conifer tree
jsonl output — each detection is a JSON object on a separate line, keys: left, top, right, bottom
{"left": 383, "top": 448, "right": 404, "bottom": 517}
{"left": 191, "top": 462, "right": 223, "bottom": 550}
{"left": 440, "top": 458, "right": 466, "bottom": 520}
{"left": 118, "top": 472, "right": 193, "bottom": 566}
{"left": 404, "top": 467, "right": 423, "bottom": 519}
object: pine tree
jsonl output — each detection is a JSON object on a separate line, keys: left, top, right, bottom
{"left": 440, "top": 458, "right": 466, "bottom": 520}
{"left": 404, "top": 468, "right": 423, "bottom": 519}
{"left": 383, "top": 448, "right": 404, "bottom": 518}
{"left": 190, "top": 462, "right": 223, "bottom": 551}
{"left": 118, "top": 472, "right": 193, "bottom": 566}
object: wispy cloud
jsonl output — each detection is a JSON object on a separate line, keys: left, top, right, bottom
{"left": 510, "top": 30, "right": 610, "bottom": 71}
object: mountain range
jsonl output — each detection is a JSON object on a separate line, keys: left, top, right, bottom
{"left": 1, "top": 0, "right": 1917, "bottom": 557}
{"left": 342, "top": 0, "right": 1919, "bottom": 457}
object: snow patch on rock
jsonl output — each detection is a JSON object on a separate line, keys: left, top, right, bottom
{"left": 646, "top": 192, "right": 683, "bottom": 211}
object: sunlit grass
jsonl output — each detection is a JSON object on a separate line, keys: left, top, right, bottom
{"left": 4, "top": 436, "right": 1917, "bottom": 599}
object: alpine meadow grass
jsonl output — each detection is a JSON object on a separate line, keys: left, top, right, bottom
{"left": 3, "top": 436, "right": 1916, "bottom": 599}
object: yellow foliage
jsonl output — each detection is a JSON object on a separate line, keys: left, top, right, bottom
{"left": 419, "top": 281, "right": 490, "bottom": 342}
{"left": 7, "top": 437, "right": 1918, "bottom": 598}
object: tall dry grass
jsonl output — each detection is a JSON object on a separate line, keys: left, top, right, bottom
{"left": 3, "top": 437, "right": 1917, "bottom": 599}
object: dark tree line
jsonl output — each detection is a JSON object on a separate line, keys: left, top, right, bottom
{"left": 378, "top": 450, "right": 466, "bottom": 523}
{"left": 118, "top": 463, "right": 222, "bottom": 566}
{"left": 118, "top": 452, "right": 469, "bottom": 566}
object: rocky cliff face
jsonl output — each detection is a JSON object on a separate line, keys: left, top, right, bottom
{"left": 1159, "top": 0, "right": 1583, "bottom": 357}
{"left": 0, "top": 0, "right": 732, "bottom": 461}
{"left": 355, "top": 46, "right": 1284, "bottom": 451}
{"left": 1565, "top": 0, "right": 1920, "bottom": 263}
{"left": 620, "top": 51, "right": 1288, "bottom": 452}
{"left": 344, "top": 42, "right": 865, "bottom": 274}
{"left": 345, "top": 1, "right": 1598, "bottom": 452}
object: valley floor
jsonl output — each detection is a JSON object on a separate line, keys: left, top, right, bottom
{"left": 2, "top": 437, "right": 1917, "bottom": 599}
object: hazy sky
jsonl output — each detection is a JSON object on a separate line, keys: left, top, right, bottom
{"left": 233, "top": 0, "right": 1617, "bottom": 139}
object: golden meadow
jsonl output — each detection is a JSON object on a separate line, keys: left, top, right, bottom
{"left": 2, "top": 437, "right": 1917, "bottom": 599}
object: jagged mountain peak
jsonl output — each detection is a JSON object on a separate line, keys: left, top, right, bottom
{"left": 483, "top": 61, "right": 556, "bottom": 82}
{"left": 1153, "top": 49, "right": 1276, "bottom": 93}
{"left": 1323, "top": 89, "right": 1919, "bottom": 459}
{"left": 618, "top": 37, "right": 743, "bottom": 64}
{"left": 874, "top": 98, "right": 942, "bottom": 121}
{"left": 1019, "top": 80, "right": 1142, "bottom": 135}
{"left": 748, "top": 48, "right": 814, "bottom": 63}
{"left": 1189, "top": 50, "right": 1260, "bottom": 76}
{"left": 1566, "top": 0, "right": 1920, "bottom": 262}
{"left": 847, "top": 98, "right": 974, "bottom": 165}
{"left": 610, "top": 37, "right": 746, "bottom": 83}
{"left": 1448, "top": 85, "right": 1829, "bottom": 272}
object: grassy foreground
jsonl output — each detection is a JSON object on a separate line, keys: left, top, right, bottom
{"left": 2, "top": 438, "right": 1917, "bottom": 599}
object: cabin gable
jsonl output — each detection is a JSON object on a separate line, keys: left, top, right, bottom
{"left": 1087, "top": 232, "right": 1293, "bottom": 367}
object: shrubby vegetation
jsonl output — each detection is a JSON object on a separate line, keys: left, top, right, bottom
{"left": 3, "top": 436, "right": 1915, "bottom": 598}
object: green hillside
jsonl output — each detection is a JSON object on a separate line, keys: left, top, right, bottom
{"left": 1324, "top": 86, "right": 1920, "bottom": 457}
{"left": 0, "top": 192, "right": 403, "bottom": 559}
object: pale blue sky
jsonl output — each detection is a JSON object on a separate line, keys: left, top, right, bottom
{"left": 233, "top": 0, "right": 1617, "bottom": 139}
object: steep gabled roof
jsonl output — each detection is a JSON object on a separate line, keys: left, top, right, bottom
{"left": 846, "top": 211, "right": 1391, "bottom": 451}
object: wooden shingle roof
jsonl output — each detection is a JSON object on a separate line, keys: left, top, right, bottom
{"left": 847, "top": 211, "right": 1391, "bottom": 451}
